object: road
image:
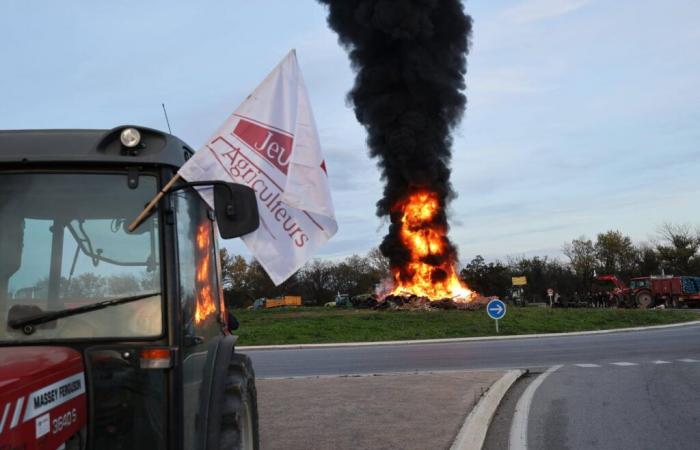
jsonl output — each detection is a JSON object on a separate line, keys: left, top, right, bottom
{"left": 247, "top": 322, "right": 700, "bottom": 449}
{"left": 524, "top": 362, "right": 700, "bottom": 449}
{"left": 245, "top": 322, "right": 700, "bottom": 378}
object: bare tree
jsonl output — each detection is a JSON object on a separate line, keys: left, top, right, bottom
{"left": 563, "top": 236, "right": 597, "bottom": 290}
{"left": 654, "top": 223, "right": 700, "bottom": 274}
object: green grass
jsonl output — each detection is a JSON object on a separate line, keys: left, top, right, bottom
{"left": 233, "top": 306, "right": 699, "bottom": 346}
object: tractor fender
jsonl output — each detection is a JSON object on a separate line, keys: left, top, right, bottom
{"left": 198, "top": 334, "right": 238, "bottom": 450}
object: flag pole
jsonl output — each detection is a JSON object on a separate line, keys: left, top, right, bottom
{"left": 128, "top": 173, "right": 182, "bottom": 232}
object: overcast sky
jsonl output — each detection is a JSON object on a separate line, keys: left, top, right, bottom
{"left": 2, "top": 0, "right": 699, "bottom": 264}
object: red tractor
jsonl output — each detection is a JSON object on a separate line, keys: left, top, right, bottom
{"left": 596, "top": 274, "right": 700, "bottom": 308}
{"left": 1, "top": 127, "right": 261, "bottom": 449}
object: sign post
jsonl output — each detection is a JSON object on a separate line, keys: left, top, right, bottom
{"left": 547, "top": 288, "right": 554, "bottom": 308}
{"left": 487, "top": 299, "right": 507, "bottom": 333}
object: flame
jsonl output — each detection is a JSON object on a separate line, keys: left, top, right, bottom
{"left": 390, "top": 191, "right": 475, "bottom": 302}
{"left": 194, "top": 222, "right": 217, "bottom": 323}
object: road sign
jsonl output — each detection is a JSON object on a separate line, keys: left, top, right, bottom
{"left": 512, "top": 276, "right": 527, "bottom": 286}
{"left": 487, "top": 299, "right": 506, "bottom": 320}
{"left": 487, "top": 299, "right": 506, "bottom": 333}
{"left": 547, "top": 288, "right": 554, "bottom": 296}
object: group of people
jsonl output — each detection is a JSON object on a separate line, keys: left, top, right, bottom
{"left": 552, "top": 290, "right": 617, "bottom": 308}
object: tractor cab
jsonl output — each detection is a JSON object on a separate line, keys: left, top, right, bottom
{"left": 0, "top": 126, "right": 260, "bottom": 450}
{"left": 629, "top": 278, "right": 651, "bottom": 289}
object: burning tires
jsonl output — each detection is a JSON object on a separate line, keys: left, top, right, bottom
{"left": 220, "top": 353, "right": 260, "bottom": 450}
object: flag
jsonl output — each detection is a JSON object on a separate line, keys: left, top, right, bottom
{"left": 178, "top": 50, "right": 337, "bottom": 285}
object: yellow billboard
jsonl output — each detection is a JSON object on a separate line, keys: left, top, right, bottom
{"left": 512, "top": 276, "right": 527, "bottom": 286}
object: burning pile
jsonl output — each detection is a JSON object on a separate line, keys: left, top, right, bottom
{"left": 388, "top": 191, "right": 474, "bottom": 302}
{"left": 319, "top": 0, "right": 475, "bottom": 304}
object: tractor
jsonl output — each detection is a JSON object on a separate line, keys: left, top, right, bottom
{"left": 0, "top": 126, "right": 260, "bottom": 449}
{"left": 596, "top": 274, "right": 700, "bottom": 308}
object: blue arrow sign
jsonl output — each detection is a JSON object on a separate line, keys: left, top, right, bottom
{"left": 487, "top": 299, "right": 506, "bottom": 320}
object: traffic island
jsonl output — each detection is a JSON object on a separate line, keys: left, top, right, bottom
{"left": 257, "top": 370, "right": 505, "bottom": 450}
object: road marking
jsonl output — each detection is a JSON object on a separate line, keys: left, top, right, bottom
{"left": 509, "top": 365, "right": 563, "bottom": 450}
{"left": 651, "top": 360, "right": 671, "bottom": 364}
{"left": 575, "top": 363, "right": 600, "bottom": 368}
{"left": 450, "top": 369, "right": 524, "bottom": 450}
{"left": 611, "top": 362, "right": 637, "bottom": 366}
{"left": 677, "top": 358, "right": 699, "bottom": 363}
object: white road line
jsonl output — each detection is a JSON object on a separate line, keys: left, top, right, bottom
{"left": 652, "top": 360, "right": 671, "bottom": 364}
{"left": 450, "top": 369, "right": 524, "bottom": 450}
{"left": 575, "top": 363, "right": 600, "bottom": 368}
{"left": 677, "top": 358, "right": 700, "bottom": 363}
{"left": 509, "top": 365, "right": 563, "bottom": 450}
{"left": 611, "top": 362, "right": 638, "bottom": 366}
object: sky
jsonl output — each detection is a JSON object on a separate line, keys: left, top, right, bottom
{"left": 2, "top": 0, "right": 699, "bottom": 265}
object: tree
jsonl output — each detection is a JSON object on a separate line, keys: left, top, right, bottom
{"left": 635, "top": 244, "right": 661, "bottom": 276}
{"left": 297, "top": 259, "right": 334, "bottom": 305}
{"left": 460, "top": 255, "right": 510, "bottom": 298}
{"left": 594, "top": 230, "right": 636, "bottom": 279}
{"left": 563, "top": 237, "right": 596, "bottom": 291}
{"left": 366, "top": 247, "right": 390, "bottom": 280}
{"left": 654, "top": 223, "right": 700, "bottom": 275}
{"left": 220, "top": 249, "right": 251, "bottom": 308}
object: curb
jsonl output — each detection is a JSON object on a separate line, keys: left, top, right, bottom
{"left": 509, "top": 365, "right": 562, "bottom": 450}
{"left": 237, "top": 319, "right": 700, "bottom": 351}
{"left": 451, "top": 369, "right": 525, "bottom": 450}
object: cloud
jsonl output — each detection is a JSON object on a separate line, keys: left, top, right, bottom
{"left": 503, "top": 0, "right": 590, "bottom": 24}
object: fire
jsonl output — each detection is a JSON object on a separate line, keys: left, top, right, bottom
{"left": 194, "top": 222, "right": 217, "bottom": 323}
{"left": 390, "top": 191, "right": 475, "bottom": 302}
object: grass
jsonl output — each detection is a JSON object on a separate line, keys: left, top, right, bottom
{"left": 233, "top": 306, "right": 699, "bottom": 346}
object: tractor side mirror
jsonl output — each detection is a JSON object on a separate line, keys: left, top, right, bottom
{"left": 213, "top": 183, "right": 260, "bottom": 239}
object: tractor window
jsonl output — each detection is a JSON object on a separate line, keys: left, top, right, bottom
{"left": 175, "top": 189, "right": 224, "bottom": 449}
{"left": 630, "top": 279, "right": 650, "bottom": 289}
{"left": 0, "top": 173, "right": 162, "bottom": 342}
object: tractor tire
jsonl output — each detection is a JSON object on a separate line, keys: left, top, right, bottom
{"left": 220, "top": 353, "right": 260, "bottom": 450}
{"left": 636, "top": 291, "right": 654, "bottom": 309}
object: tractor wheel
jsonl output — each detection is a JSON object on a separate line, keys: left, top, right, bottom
{"left": 220, "top": 353, "right": 260, "bottom": 450}
{"left": 636, "top": 291, "right": 654, "bottom": 309}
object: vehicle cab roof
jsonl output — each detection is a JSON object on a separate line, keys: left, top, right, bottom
{"left": 0, "top": 126, "right": 194, "bottom": 168}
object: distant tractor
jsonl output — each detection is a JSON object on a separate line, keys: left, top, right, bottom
{"left": 597, "top": 274, "right": 700, "bottom": 308}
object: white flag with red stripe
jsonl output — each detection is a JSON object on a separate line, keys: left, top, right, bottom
{"left": 179, "top": 50, "right": 337, "bottom": 285}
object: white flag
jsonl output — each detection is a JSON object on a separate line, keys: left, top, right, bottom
{"left": 179, "top": 50, "right": 337, "bottom": 285}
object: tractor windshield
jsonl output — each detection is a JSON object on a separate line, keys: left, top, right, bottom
{"left": 630, "top": 279, "right": 651, "bottom": 289}
{"left": 0, "top": 172, "right": 162, "bottom": 342}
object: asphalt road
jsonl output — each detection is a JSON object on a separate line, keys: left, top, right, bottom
{"left": 244, "top": 322, "right": 700, "bottom": 378}
{"left": 247, "top": 322, "right": 700, "bottom": 449}
{"left": 525, "top": 362, "right": 700, "bottom": 450}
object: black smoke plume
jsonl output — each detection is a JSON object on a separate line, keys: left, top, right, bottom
{"left": 318, "top": 0, "right": 472, "bottom": 286}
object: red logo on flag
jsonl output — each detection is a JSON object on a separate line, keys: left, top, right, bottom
{"left": 233, "top": 119, "right": 293, "bottom": 175}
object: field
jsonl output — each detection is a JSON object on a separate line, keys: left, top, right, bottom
{"left": 233, "top": 306, "right": 698, "bottom": 346}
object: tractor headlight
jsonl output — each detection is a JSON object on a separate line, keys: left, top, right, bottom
{"left": 120, "top": 128, "right": 141, "bottom": 148}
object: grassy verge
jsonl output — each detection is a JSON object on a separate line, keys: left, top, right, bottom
{"left": 233, "top": 306, "right": 698, "bottom": 346}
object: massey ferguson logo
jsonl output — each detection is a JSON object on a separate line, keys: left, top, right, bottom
{"left": 233, "top": 118, "right": 293, "bottom": 175}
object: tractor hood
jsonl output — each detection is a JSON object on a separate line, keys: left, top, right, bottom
{"left": 0, "top": 346, "right": 86, "bottom": 448}
{"left": 0, "top": 346, "right": 83, "bottom": 396}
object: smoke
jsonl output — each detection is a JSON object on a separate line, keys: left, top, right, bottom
{"left": 318, "top": 0, "right": 472, "bottom": 284}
